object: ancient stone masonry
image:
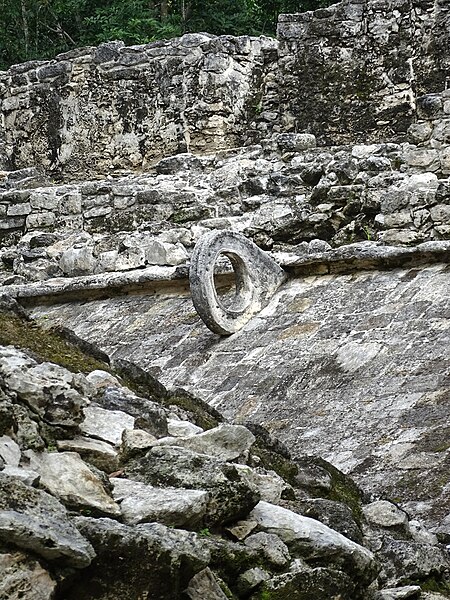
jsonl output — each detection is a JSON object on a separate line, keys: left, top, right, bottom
{"left": 0, "top": 0, "right": 450, "bottom": 598}
{"left": 277, "top": 0, "right": 450, "bottom": 145}
{"left": 1, "top": 0, "right": 450, "bottom": 178}
{"left": 0, "top": 34, "right": 276, "bottom": 177}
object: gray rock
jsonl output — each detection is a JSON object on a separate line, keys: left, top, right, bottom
{"left": 363, "top": 501, "right": 409, "bottom": 529}
{"left": 377, "top": 586, "right": 421, "bottom": 600}
{"left": 250, "top": 566, "right": 356, "bottom": 600}
{"left": 235, "top": 464, "right": 288, "bottom": 503}
{"left": 26, "top": 450, "right": 121, "bottom": 516}
{"left": 237, "top": 566, "right": 270, "bottom": 595}
{"left": 125, "top": 445, "right": 260, "bottom": 527}
{"left": 275, "top": 133, "right": 317, "bottom": 152}
{"left": 59, "top": 245, "right": 97, "bottom": 276}
{"left": 0, "top": 551, "right": 56, "bottom": 600}
{"left": 167, "top": 417, "right": 203, "bottom": 437}
{"left": 120, "top": 428, "right": 157, "bottom": 460}
{"left": 185, "top": 567, "right": 230, "bottom": 600}
{"left": 0, "top": 435, "right": 21, "bottom": 467}
{"left": 153, "top": 423, "right": 255, "bottom": 462}
{"left": 95, "top": 386, "right": 168, "bottom": 438}
{"left": 112, "top": 477, "right": 209, "bottom": 527}
{"left": 0, "top": 474, "right": 95, "bottom": 567}
{"left": 1, "top": 466, "right": 39, "bottom": 486}
{"left": 80, "top": 403, "right": 135, "bottom": 446}
{"left": 69, "top": 517, "right": 209, "bottom": 600}
{"left": 56, "top": 436, "right": 119, "bottom": 473}
{"left": 0, "top": 348, "right": 87, "bottom": 428}
{"left": 244, "top": 531, "right": 291, "bottom": 568}
{"left": 225, "top": 519, "right": 258, "bottom": 541}
{"left": 250, "top": 501, "right": 378, "bottom": 584}
{"left": 376, "top": 537, "right": 449, "bottom": 587}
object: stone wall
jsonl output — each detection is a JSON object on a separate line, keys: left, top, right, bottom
{"left": 278, "top": 0, "right": 450, "bottom": 145}
{"left": 1, "top": 140, "right": 450, "bottom": 285}
{"left": 1, "top": 0, "right": 450, "bottom": 179}
{"left": 0, "top": 34, "right": 275, "bottom": 178}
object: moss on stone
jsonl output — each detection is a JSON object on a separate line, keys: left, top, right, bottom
{"left": 0, "top": 309, "right": 110, "bottom": 374}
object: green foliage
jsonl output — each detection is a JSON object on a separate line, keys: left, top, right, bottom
{"left": 0, "top": 0, "right": 337, "bottom": 70}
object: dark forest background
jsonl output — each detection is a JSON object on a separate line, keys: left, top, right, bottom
{"left": 0, "top": 0, "right": 335, "bottom": 69}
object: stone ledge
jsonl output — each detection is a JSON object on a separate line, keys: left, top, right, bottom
{"left": 4, "top": 241, "right": 449, "bottom": 305}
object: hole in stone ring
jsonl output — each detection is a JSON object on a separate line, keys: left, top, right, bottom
{"left": 212, "top": 251, "right": 253, "bottom": 314}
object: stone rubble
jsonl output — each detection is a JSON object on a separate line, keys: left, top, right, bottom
{"left": 0, "top": 324, "right": 448, "bottom": 598}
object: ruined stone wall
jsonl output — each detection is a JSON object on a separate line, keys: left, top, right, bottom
{"left": 1, "top": 0, "right": 450, "bottom": 180}
{"left": 0, "top": 34, "right": 275, "bottom": 178}
{"left": 278, "top": 0, "right": 450, "bottom": 145}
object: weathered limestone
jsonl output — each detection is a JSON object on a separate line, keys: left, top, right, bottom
{"left": 0, "top": 1, "right": 449, "bottom": 597}
{"left": 0, "top": 474, "right": 95, "bottom": 568}
{"left": 190, "top": 230, "right": 287, "bottom": 334}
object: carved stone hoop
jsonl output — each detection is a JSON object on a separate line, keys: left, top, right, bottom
{"left": 189, "top": 230, "right": 287, "bottom": 335}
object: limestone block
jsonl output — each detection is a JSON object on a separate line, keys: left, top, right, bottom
{"left": 0, "top": 551, "right": 56, "bottom": 600}
{"left": 120, "top": 428, "right": 157, "bottom": 460}
{"left": 72, "top": 517, "right": 209, "bottom": 599}
{"left": 115, "top": 246, "right": 146, "bottom": 270}
{"left": 80, "top": 404, "right": 135, "bottom": 446}
{"left": 153, "top": 423, "right": 255, "bottom": 462}
{"left": 26, "top": 450, "right": 121, "bottom": 516}
{"left": 373, "top": 586, "right": 420, "bottom": 599}
{"left": 185, "top": 568, "right": 230, "bottom": 600}
{"left": 56, "top": 437, "right": 119, "bottom": 473}
{"left": 144, "top": 239, "right": 188, "bottom": 266}
{"left": 234, "top": 464, "right": 288, "bottom": 503}
{"left": 25, "top": 212, "right": 56, "bottom": 229}
{"left": 244, "top": 532, "right": 291, "bottom": 567}
{"left": 0, "top": 435, "right": 21, "bottom": 467}
{"left": 112, "top": 478, "right": 209, "bottom": 527}
{"left": 126, "top": 445, "right": 260, "bottom": 527}
{"left": 29, "top": 193, "right": 58, "bottom": 211}
{"left": 1, "top": 466, "right": 39, "bottom": 486}
{"left": 0, "top": 348, "right": 87, "bottom": 428}
{"left": 167, "top": 417, "right": 203, "bottom": 437}
{"left": 249, "top": 501, "right": 377, "bottom": 584}
{"left": 363, "top": 501, "right": 409, "bottom": 529}
{"left": 407, "top": 122, "right": 432, "bottom": 144}
{"left": 59, "top": 245, "right": 97, "bottom": 276}
{"left": 0, "top": 473, "right": 95, "bottom": 567}
{"left": 430, "top": 204, "right": 450, "bottom": 223}
{"left": 7, "top": 203, "right": 31, "bottom": 216}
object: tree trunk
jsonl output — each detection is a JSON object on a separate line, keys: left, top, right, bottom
{"left": 20, "top": 0, "right": 29, "bottom": 58}
{"left": 160, "top": 0, "right": 168, "bottom": 19}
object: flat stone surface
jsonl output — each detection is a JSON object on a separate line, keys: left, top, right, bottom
{"left": 80, "top": 404, "right": 135, "bottom": 446}
{"left": 112, "top": 478, "right": 209, "bottom": 527}
{"left": 153, "top": 424, "right": 255, "bottom": 462}
{"left": 56, "top": 436, "right": 119, "bottom": 473}
{"left": 26, "top": 451, "right": 121, "bottom": 516}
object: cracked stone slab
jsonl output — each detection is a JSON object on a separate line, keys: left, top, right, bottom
{"left": 0, "top": 473, "right": 95, "bottom": 568}
{"left": 26, "top": 451, "right": 121, "bottom": 516}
